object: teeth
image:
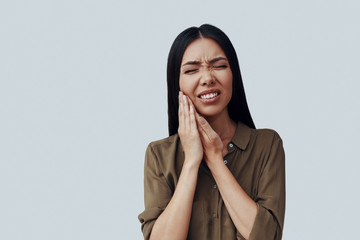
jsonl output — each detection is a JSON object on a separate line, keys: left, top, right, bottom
{"left": 200, "top": 92, "right": 218, "bottom": 99}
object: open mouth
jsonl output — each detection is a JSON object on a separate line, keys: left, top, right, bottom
{"left": 199, "top": 92, "right": 219, "bottom": 99}
{"left": 198, "top": 89, "right": 221, "bottom": 100}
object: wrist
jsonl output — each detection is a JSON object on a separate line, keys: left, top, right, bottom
{"left": 205, "top": 153, "right": 223, "bottom": 169}
{"left": 183, "top": 158, "right": 201, "bottom": 170}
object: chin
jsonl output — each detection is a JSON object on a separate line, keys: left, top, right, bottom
{"left": 196, "top": 106, "right": 225, "bottom": 118}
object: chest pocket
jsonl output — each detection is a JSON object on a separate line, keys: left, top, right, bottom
{"left": 187, "top": 201, "right": 204, "bottom": 240}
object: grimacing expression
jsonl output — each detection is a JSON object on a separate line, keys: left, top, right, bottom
{"left": 179, "top": 38, "right": 233, "bottom": 118}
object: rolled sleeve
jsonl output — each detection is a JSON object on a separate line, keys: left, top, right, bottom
{"left": 248, "top": 132, "right": 286, "bottom": 240}
{"left": 138, "top": 144, "right": 173, "bottom": 240}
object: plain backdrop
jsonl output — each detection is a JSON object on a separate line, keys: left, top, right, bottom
{"left": 1, "top": 0, "right": 359, "bottom": 239}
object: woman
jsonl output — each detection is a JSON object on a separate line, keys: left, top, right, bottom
{"left": 138, "top": 24, "right": 285, "bottom": 240}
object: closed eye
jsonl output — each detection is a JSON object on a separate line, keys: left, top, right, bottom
{"left": 184, "top": 69, "right": 198, "bottom": 74}
{"left": 213, "top": 65, "right": 227, "bottom": 69}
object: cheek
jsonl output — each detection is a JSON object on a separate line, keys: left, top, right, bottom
{"left": 221, "top": 72, "right": 233, "bottom": 101}
{"left": 179, "top": 76, "right": 186, "bottom": 92}
{"left": 215, "top": 71, "right": 233, "bottom": 90}
{"left": 179, "top": 78, "right": 199, "bottom": 106}
{"left": 224, "top": 72, "right": 233, "bottom": 91}
{"left": 179, "top": 77, "right": 196, "bottom": 96}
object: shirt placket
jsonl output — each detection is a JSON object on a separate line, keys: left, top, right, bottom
{"left": 210, "top": 175, "right": 220, "bottom": 238}
{"left": 213, "top": 142, "right": 238, "bottom": 238}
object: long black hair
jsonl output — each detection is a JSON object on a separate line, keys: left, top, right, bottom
{"left": 167, "top": 24, "right": 255, "bottom": 136}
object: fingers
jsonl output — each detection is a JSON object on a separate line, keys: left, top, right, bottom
{"left": 189, "top": 104, "right": 197, "bottom": 131}
{"left": 177, "top": 93, "right": 204, "bottom": 163}
{"left": 185, "top": 95, "right": 198, "bottom": 131}
{"left": 195, "top": 114, "right": 211, "bottom": 142}
{"left": 179, "top": 93, "right": 217, "bottom": 143}
{"left": 178, "top": 92, "right": 198, "bottom": 133}
{"left": 178, "top": 92, "right": 185, "bottom": 131}
{"left": 182, "top": 94, "right": 190, "bottom": 131}
{"left": 195, "top": 113, "right": 217, "bottom": 143}
{"left": 178, "top": 91, "right": 192, "bottom": 131}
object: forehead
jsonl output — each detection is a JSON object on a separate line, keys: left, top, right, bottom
{"left": 181, "top": 38, "right": 226, "bottom": 63}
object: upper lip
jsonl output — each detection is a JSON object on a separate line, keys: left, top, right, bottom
{"left": 197, "top": 89, "right": 221, "bottom": 97}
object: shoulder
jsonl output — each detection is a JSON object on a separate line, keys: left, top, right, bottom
{"left": 145, "top": 134, "right": 183, "bottom": 178}
{"left": 250, "top": 127, "right": 282, "bottom": 143}
{"left": 246, "top": 128, "right": 285, "bottom": 172}
{"left": 147, "top": 133, "right": 180, "bottom": 152}
{"left": 247, "top": 127, "right": 284, "bottom": 154}
{"left": 146, "top": 134, "right": 182, "bottom": 163}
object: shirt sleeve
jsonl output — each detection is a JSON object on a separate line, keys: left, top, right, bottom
{"left": 138, "top": 144, "right": 173, "bottom": 240}
{"left": 248, "top": 132, "right": 286, "bottom": 240}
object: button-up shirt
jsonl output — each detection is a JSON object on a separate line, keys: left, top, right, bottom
{"left": 138, "top": 121, "right": 286, "bottom": 240}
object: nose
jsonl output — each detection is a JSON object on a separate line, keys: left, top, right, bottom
{"left": 199, "top": 68, "right": 215, "bottom": 86}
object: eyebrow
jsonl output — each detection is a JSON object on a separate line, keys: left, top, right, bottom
{"left": 182, "top": 57, "right": 228, "bottom": 66}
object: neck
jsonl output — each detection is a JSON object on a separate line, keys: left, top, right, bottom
{"left": 204, "top": 110, "right": 236, "bottom": 141}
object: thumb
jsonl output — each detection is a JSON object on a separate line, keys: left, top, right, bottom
{"left": 195, "top": 113, "right": 214, "bottom": 140}
{"left": 194, "top": 111, "right": 207, "bottom": 127}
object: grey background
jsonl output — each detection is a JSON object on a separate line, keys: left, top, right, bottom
{"left": 1, "top": 0, "right": 359, "bottom": 239}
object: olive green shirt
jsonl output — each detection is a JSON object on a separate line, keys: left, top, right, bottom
{"left": 138, "top": 122, "right": 286, "bottom": 240}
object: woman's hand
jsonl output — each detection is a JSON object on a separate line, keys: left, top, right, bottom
{"left": 178, "top": 92, "right": 203, "bottom": 168}
{"left": 193, "top": 110, "right": 223, "bottom": 164}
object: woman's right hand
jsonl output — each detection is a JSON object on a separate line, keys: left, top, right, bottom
{"left": 178, "top": 91, "right": 203, "bottom": 168}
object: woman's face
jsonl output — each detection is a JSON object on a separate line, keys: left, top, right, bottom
{"left": 179, "top": 38, "right": 233, "bottom": 118}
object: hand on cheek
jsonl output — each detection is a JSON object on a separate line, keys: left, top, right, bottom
{"left": 178, "top": 91, "right": 203, "bottom": 167}
{"left": 194, "top": 111, "right": 223, "bottom": 163}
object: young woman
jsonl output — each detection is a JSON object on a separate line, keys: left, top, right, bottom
{"left": 138, "top": 24, "right": 286, "bottom": 240}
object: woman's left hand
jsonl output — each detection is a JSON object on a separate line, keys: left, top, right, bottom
{"left": 186, "top": 100, "right": 223, "bottom": 163}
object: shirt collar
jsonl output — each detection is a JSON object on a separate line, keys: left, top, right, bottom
{"left": 231, "top": 121, "right": 252, "bottom": 151}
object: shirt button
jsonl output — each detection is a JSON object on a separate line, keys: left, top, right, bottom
{"left": 229, "top": 143, "right": 234, "bottom": 148}
{"left": 213, "top": 184, "right": 217, "bottom": 189}
{"left": 224, "top": 159, "right": 228, "bottom": 165}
